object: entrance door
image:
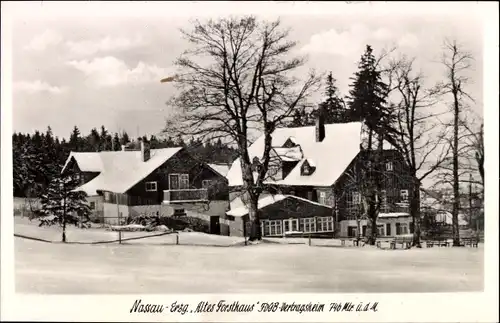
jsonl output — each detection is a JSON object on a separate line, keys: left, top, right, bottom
{"left": 169, "top": 174, "right": 180, "bottom": 190}
{"left": 210, "top": 216, "right": 221, "bottom": 235}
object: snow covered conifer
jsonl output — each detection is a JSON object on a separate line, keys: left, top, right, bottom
{"left": 36, "top": 175, "right": 91, "bottom": 242}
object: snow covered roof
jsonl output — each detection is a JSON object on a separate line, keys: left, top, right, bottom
{"left": 227, "top": 194, "right": 332, "bottom": 217}
{"left": 227, "top": 122, "right": 364, "bottom": 187}
{"left": 207, "top": 163, "right": 230, "bottom": 178}
{"left": 69, "top": 148, "right": 182, "bottom": 196}
{"left": 271, "top": 146, "right": 303, "bottom": 162}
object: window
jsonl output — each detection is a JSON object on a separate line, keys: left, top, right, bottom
{"left": 300, "top": 217, "right": 316, "bottom": 233}
{"left": 145, "top": 181, "right": 157, "bottom": 192}
{"left": 301, "top": 160, "right": 315, "bottom": 176}
{"left": 169, "top": 174, "right": 179, "bottom": 189}
{"left": 377, "top": 225, "right": 385, "bottom": 236}
{"left": 104, "top": 191, "right": 112, "bottom": 202}
{"left": 386, "top": 162, "right": 393, "bottom": 171}
{"left": 262, "top": 220, "right": 283, "bottom": 236}
{"left": 283, "top": 219, "right": 299, "bottom": 233}
{"left": 89, "top": 201, "right": 96, "bottom": 210}
{"left": 347, "top": 191, "right": 361, "bottom": 208}
{"left": 396, "top": 222, "right": 409, "bottom": 235}
{"left": 380, "top": 190, "right": 388, "bottom": 212}
{"left": 169, "top": 174, "right": 189, "bottom": 190}
{"left": 317, "top": 216, "right": 334, "bottom": 232}
{"left": 400, "top": 189, "right": 409, "bottom": 202}
{"left": 318, "top": 191, "right": 327, "bottom": 205}
{"left": 386, "top": 223, "right": 391, "bottom": 236}
{"left": 180, "top": 174, "right": 189, "bottom": 189}
{"left": 202, "top": 180, "right": 212, "bottom": 189}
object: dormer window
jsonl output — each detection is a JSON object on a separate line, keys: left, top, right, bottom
{"left": 283, "top": 137, "right": 298, "bottom": 148}
{"left": 301, "top": 159, "right": 316, "bottom": 176}
{"left": 252, "top": 156, "right": 262, "bottom": 172}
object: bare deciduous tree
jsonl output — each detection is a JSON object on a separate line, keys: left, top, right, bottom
{"left": 165, "top": 16, "right": 321, "bottom": 241}
{"left": 437, "top": 39, "right": 475, "bottom": 246}
{"left": 389, "top": 56, "right": 451, "bottom": 247}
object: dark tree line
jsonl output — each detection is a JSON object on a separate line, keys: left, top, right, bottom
{"left": 13, "top": 125, "right": 238, "bottom": 198}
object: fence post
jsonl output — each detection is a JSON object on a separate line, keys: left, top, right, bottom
{"left": 308, "top": 234, "right": 311, "bottom": 246}
{"left": 176, "top": 234, "right": 179, "bottom": 245}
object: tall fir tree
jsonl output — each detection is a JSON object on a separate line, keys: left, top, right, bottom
{"left": 346, "top": 44, "right": 392, "bottom": 245}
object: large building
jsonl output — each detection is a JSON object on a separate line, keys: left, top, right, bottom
{"left": 61, "top": 140, "right": 229, "bottom": 228}
{"left": 225, "top": 114, "right": 417, "bottom": 238}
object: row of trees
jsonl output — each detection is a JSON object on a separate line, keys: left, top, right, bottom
{"left": 13, "top": 126, "right": 238, "bottom": 198}
{"left": 165, "top": 16, "right": 484, "bottom": 245}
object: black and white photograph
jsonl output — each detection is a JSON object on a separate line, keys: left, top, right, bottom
{"left": 1, "top": 1, "right": 498, "bottom": 322}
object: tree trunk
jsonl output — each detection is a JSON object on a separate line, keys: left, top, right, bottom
{"left": 247, "top": 195, "right": 262, "bottom": 241}
{"left": 452, "top": 89, "right": 461, "bottom": 247}
{"left": 410, "top": 180, "right": 422, "bottom": 248}
{"left": 356, "top": 214, "right": 361, "bottom": 242}
{"left": 366, "top": 202, "right": 378, "bottom": 245}
{"left": 62, "top": 195, "right": 67, "bottom": 243}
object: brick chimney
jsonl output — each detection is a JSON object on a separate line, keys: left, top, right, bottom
{"left": 315, "top": 103, "right": 325, "bottom": 142}
{"left": 140, "top": 139, "right": 151, "bottom": 162}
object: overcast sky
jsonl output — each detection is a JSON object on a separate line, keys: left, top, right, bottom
{"left": 7, "top": 2, "right": 485, "bottom": 139}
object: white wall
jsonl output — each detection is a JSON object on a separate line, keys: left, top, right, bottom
{"left": 102, "top": 202, "right": 129, "bottom": 225}
{"left": 224, "top": 216, "right": 246, "bottom": 237}
{"left": 340, "top": 216, "right": 413, "bottom": 237}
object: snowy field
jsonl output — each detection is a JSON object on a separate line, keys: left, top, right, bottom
{"left": 14, "top": 217, "right": 484, "bottom": 294}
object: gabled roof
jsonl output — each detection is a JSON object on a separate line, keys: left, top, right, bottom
{"left": 227, "top": 122, "right": 364, "bottom": 187}
{"left": 62, "top": 152, "right": 104, "bottom": 173}
{"left": 67, "top": 148, "right": 183, "bottom": 196}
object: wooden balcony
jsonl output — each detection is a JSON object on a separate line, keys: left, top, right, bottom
{"left": 163, "top": 189, "right": 209, "bottom": 204}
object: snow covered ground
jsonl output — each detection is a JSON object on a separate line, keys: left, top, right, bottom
{"left": 14, "top": 216, "right": 484, "bottom": 294}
